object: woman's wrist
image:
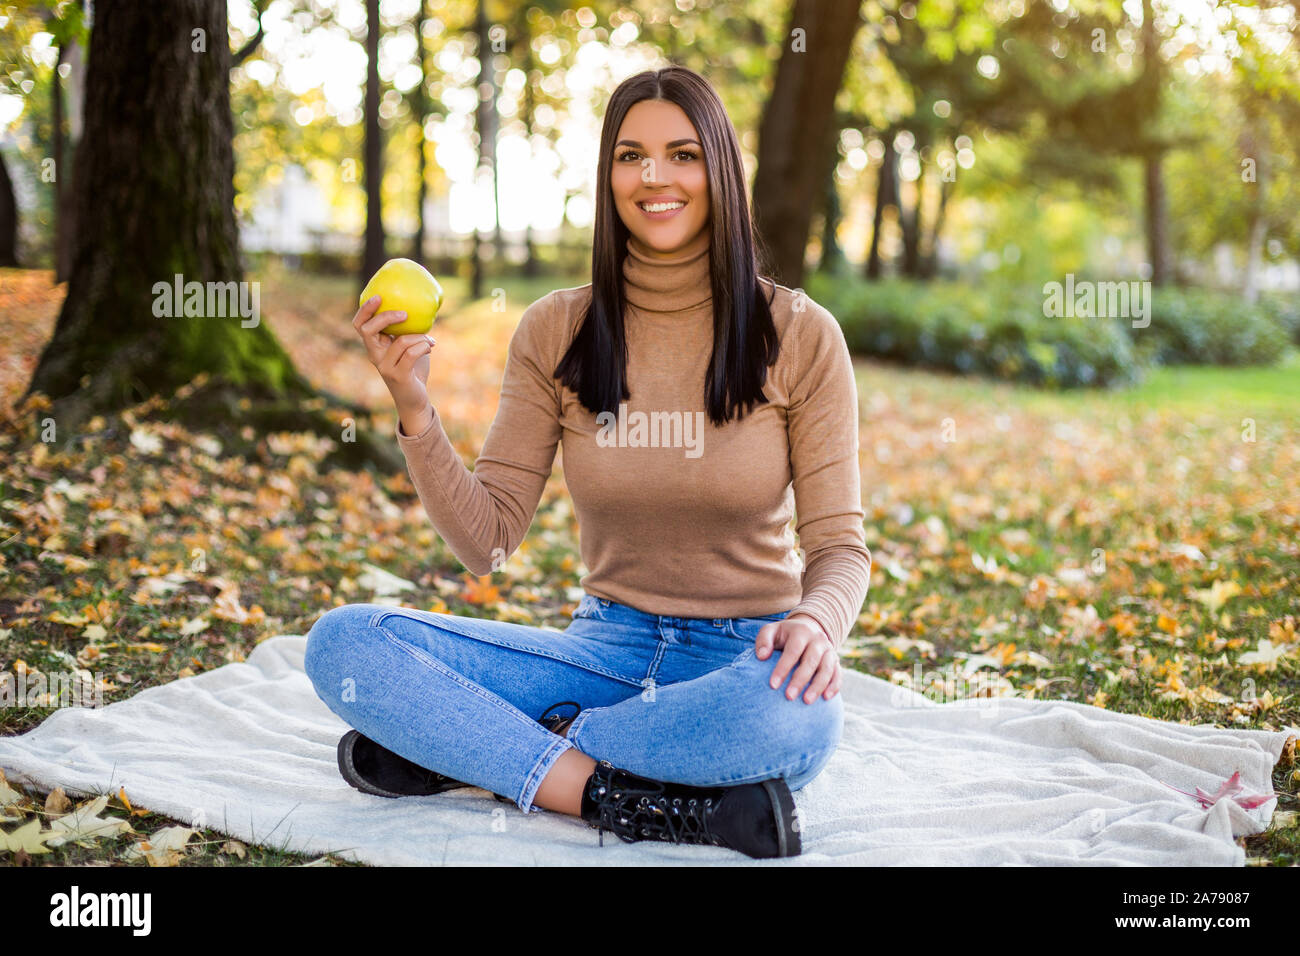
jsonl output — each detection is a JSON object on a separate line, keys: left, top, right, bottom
{"left": 397, "top": 401, "right": 434, "bottom": 438}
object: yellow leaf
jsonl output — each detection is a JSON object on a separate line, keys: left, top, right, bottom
{"left": 122, "top": 826, "right": 195, "bottom": 866}
{"left": 179, "top": 616, "right": 210, "bottom": 636}
{"left": 1193, "top": 580, "right": 1243, "bottom": 614}
{"left": 1237, "top": 640, "right": 1294, "bottom": 671}
{"left": 0, "top": 771, "right": 25, "bottom": 807}
{"left": 45, "top": 794, "right": 134, "bottom": 847}
{"left": 0, "top": 819, "right": 53, "bottom": 855}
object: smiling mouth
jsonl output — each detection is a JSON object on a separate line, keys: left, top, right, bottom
{"left": 637, "top": 200, "right": 687, "bottom": 213}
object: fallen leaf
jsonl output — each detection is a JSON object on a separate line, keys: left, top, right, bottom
{"left": 356, "top": 563, "right": 416, "bottom": 597}
{"left": 0, "top": 819, "right": 53, "bottom": 855}
{"left": 1236, "top": 640, "right": 1294, "bottom": 671}
{"left": 1161, "top": 771, "right": 1275, "bottom": 811}
{"left": 1193, "top": 580, "right": 1242, "bottom": 614}
{"left": 45, "top": 794, "right": 135, "bottom": 847}
{"left": 122, "top": 825, "right": 195, "bottom": 866}
{"left": 0, "top": 771, "right": 25, "bottom": 807}
{"left": 44, "top": 787, "right": 71, "bottom": 818}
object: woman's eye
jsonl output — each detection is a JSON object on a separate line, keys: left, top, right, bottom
{"left": 617, "top": 150, "right": 697, "bottom": 161}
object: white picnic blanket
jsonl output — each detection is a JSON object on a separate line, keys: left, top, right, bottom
{"left": 0, "top": 634, "right": 1291, "bottom": 865}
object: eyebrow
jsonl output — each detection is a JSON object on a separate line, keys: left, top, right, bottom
{"left": 615, "top": 139, "right": 701, "bottom": 148}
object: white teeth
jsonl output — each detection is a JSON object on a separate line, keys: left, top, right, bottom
{"left": 640, "top": 201, "right": 684, "bottom": 213}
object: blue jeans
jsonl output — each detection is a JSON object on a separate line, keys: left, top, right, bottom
{"left": 303, "top": 594, "right": 844, "bottom": 814}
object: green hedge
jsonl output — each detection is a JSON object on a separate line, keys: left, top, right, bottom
{"left": 1138, "top": 289, "right": 1292, "bottom": 366}
{"left": 805, "top": 276, "right": 1142, "bottom": 388}
{"left": 805, "top": 275, "right": 1295, "bottom": 388}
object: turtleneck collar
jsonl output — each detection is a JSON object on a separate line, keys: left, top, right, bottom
{"left": 621, "top": 227, "right": 712, "bottom": 314}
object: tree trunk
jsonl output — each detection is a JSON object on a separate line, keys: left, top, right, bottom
{"left": 22, "top": 0, "right": 403, "bottom": 474}
{"left": 816, "top": 124, "right": 844, "bottom": 275}
{"left": 361, "top": 0, "right": 385, "bottom": 283}
{"left": 922, "top": 177, "right": 952, "bottom": 279}
{"left": 866, "top": 138, "right": 896, "bottom": 280}
{"left": 899, "top": 158, "right": 924, "bottom": 278}
{"left": 411, "top": 0, "right": 428, "bottom": 263}
{"left": 470, "top": 0, "right": 489, "bottom": 297}
{"left": 473, "top": 0, "right": 502, "bottom": 288}
{"left": 0, "top": 149, "right": 18, "bottom": 267}
{"left": 56, "top": 13, "right": 86, "bottom": 281}
{"left": 519, "top": 11, "right": 538, "bottom": 278}
{"left": 1143, "top": 155, "right": 1170, "bottom": 286}
{"left": 52, "top": 44, "right": 67, "bottom": 281}
{"left": 751, "top": 0, "right": 863, "bottom": 287}
{"left": 1240, "top": 109, "right": 1266, "bottom": 304}
{"left": 1139, "top": 0, "right": 1170, "bottom": 286}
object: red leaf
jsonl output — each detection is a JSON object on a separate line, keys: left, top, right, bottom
{"left": 1161, "top": 770, "right": 1274, "bottom": 810}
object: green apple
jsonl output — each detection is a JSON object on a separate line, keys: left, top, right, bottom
{"left": 359, "top": 258, "right": 444, "bottom": 336}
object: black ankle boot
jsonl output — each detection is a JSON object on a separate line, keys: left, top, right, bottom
{"left": 578, "top": 759, "right": 801, "bottom": 859}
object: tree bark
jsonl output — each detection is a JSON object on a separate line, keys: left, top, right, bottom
{"left": 899, "top": 158, "right": 925, "bottom": 278}
{"left": 22, "top": 0, "right": 403, "bottom": 474}
{"left": 472, "top": 0, "right": 501, "bottom": 296}
{"left": 519, "top": 10, "right": 538, "bottom": 278}
{"left": 1240, "top": 108, "right": 1266, "bottom": 304}
{"left": 1139, "top": 0, "right": 1171, "bottom": 286}
{"left": 816, "top": 123, "right": 844, "bottom": 274}
{"left": 922, "top": 177, "right": 952, "bottom": 279}
{"left": 361, "top": 0, "right": 385, "bottom": 283}
{"left": 52, "top": 44, "right": 67, "bottom": 281}
{"left": 0, "top": 149, "right": 18, "bottom": 267}
{"left": 411, "top": 0, "right": 428, "bottom": 263}
{"left": 751, "top": 0, "right": 863, "bottom": 287}
{"left": 866, "top": 138, "right": 896, "bottom": 280}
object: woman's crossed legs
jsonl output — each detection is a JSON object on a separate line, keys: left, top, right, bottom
{"left": 303, "top": 602, "right": 842, "bottom": 817}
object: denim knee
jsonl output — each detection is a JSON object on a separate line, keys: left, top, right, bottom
{"left": 733, "top": 649, "right": 844, "bottom": 781}
{"left": 303, "top": 603, "right": 376, "bottom": 690}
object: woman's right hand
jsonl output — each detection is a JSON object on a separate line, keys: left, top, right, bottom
{"left": 353, "top": 295, "right": 436, "bottom": 428}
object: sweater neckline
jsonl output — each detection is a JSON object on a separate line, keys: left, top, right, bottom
{"left": 622, "top": 227, "right": 712, "bottom": 314}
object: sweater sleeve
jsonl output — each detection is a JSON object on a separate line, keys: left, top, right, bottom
{"left": 783, "top": 299, "right": 872, "bottom": 648}
{"left": 394, "top": 292, "right": 563, "bottom": 575}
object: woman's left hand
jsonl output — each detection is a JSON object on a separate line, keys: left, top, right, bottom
{"left": 754, "top": 615, "right": 841, "bottom": 704}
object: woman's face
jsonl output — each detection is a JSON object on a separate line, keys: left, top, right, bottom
{"left": 610, "top": 98, "right": 709, "bottom": 258}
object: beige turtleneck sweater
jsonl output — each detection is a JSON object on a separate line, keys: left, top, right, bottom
{"left": 394, "top": 227, "right": 871, "bottom": 647}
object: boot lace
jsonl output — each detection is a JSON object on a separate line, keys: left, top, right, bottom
{"left": 589, "top": 762, "right": 722, "bottom": 849}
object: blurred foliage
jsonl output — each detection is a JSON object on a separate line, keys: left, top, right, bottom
{"left": 808, "top": 273, "right": 1294, "bottom": 388}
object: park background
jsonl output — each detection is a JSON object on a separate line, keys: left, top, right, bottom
{"left": 0, "top": 0, "right": 1296, "bottom": 865}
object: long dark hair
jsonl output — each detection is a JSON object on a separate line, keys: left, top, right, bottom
{"left": 553, "top": 66, "right": 780, "bottom": 427}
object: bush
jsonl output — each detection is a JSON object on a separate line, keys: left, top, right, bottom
{"left": 1258, "top": 292, "right": 1300, "bottom": 347}
{"left": 804, "top": 276, "right": 1142, "bottom": 388}
{"left": 805, "top": 275, "right": 1293, "bottom": 388}
{"left": 1137, "top": 288, "right": 1292, "bottom": 366}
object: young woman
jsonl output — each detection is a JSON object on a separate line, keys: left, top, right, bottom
{"left": 305, "top": 66, "right": 870, "bottom": 860}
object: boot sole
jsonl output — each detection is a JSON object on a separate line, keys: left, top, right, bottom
{"left": 761, "top": 778, "right": 802, "bottom": 858}
{"left": 337, "top": 730, "right": 470, "bottom": 798}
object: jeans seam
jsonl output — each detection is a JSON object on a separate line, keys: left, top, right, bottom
{"left": 519, "top": 735, "right": 574, "bottom": 814}
{"left": 370, "top": 606, "right": 643, "bottom": 688}
{"left": 373, "top": 623, "right": 545, "bottom": 735}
